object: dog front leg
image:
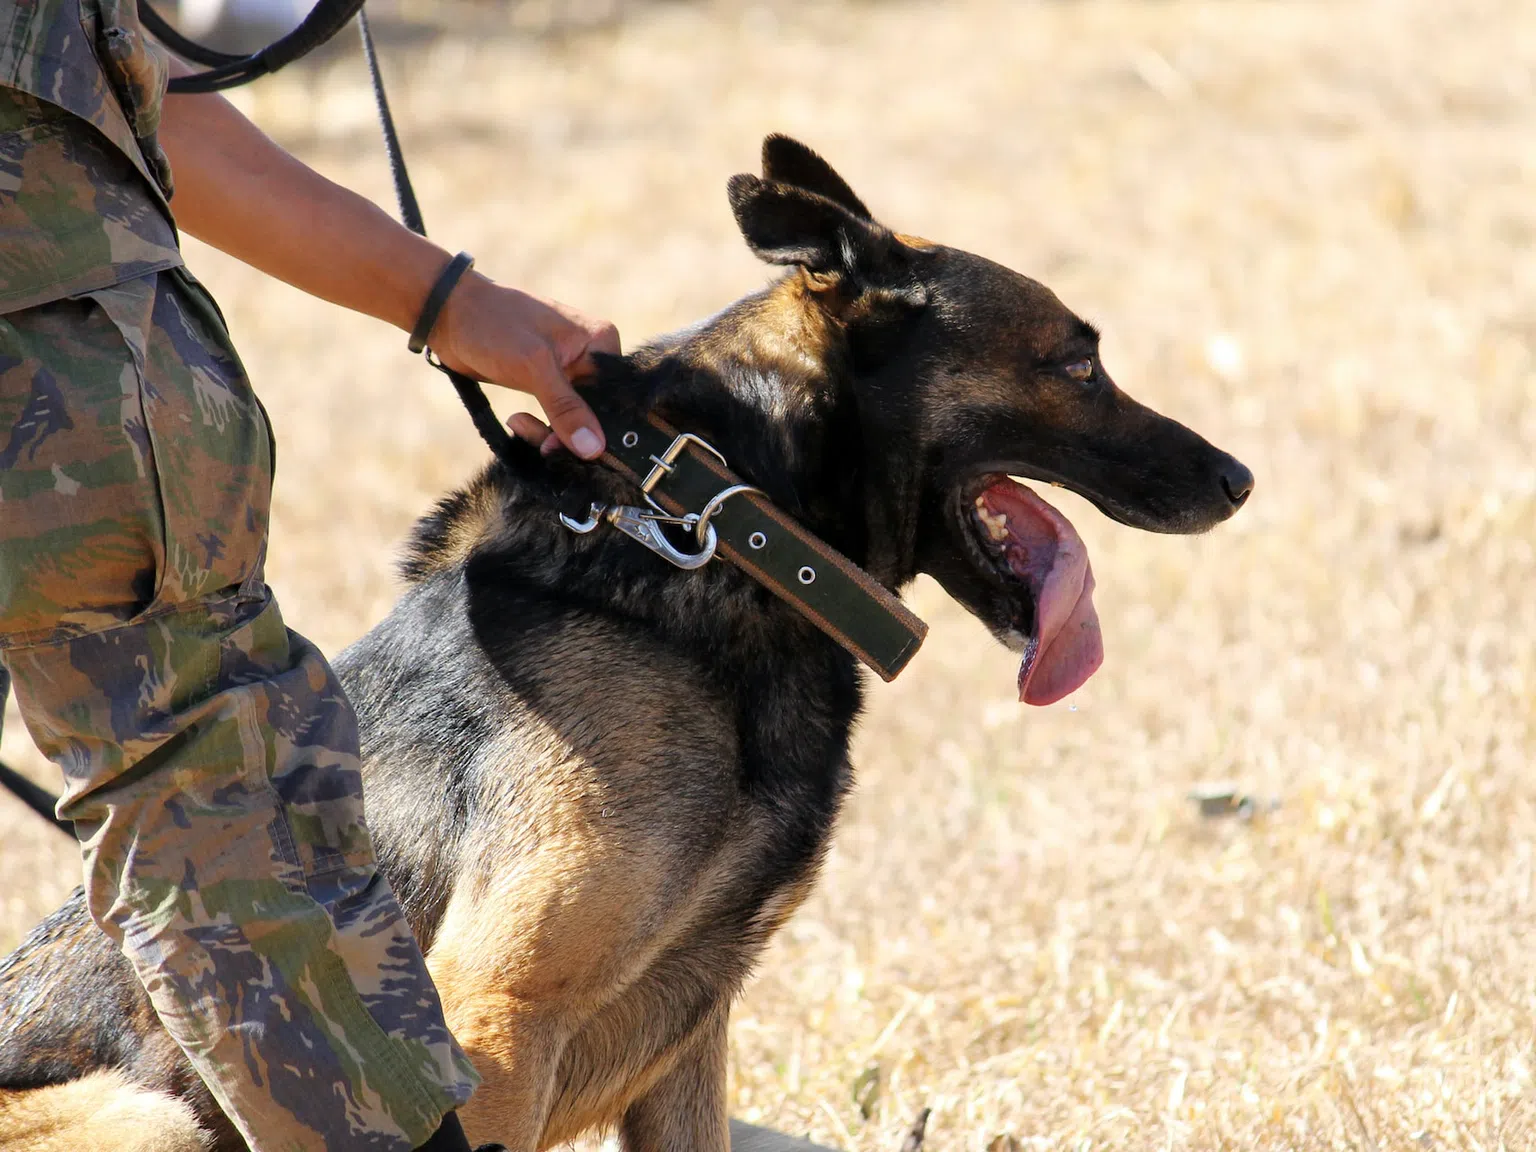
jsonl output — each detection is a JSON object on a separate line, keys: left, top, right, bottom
{"left": 428, "top": 954, "right": 563, "bottom": 1152}
{"left": 619, "top": 1004, "right": 729, "bottom": 1152}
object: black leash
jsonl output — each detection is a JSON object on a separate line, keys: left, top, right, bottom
{"left": 355, "top": 10, "right": 424, "bottom": 235}
{"left": 0, "top": 760, "right": 71, "bottom": 835}
{"left": 139, "top": 0, "right": 367, "bottom": 93}
{"left": 353, "top": 10, "right": 523, "bottom": 467}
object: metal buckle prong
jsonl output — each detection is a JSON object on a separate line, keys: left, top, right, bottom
{"left": 640, "top": 432, "right": 728, "bottom": 494}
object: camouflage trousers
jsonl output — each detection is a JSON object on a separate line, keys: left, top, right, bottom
{"left": 0, "top": 270, "right": 478, "bottom": 1151}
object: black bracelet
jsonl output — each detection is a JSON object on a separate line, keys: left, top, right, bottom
{"left": 408, "top": 251, "right": 475, "bottom": 354}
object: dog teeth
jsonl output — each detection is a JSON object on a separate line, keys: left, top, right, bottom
{"left": 973, "top": 499, "right": 1011, "bottom": 542}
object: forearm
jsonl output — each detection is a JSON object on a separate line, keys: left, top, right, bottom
{"left": 159, "top": 76, "right": 449, "bottom": 332}
{"left": 155, "top": 59, "right": 620, "bottom": 457}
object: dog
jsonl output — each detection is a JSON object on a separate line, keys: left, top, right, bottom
{"left": 0, "top": 135, "right": 1253, "bottom": 1152}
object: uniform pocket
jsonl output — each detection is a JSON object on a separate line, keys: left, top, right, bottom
{"left": 0, "top": 283, "right": 166, "bottom": 645}
{"left": 0, "top": 269, "right": 274, "bottom": 646}
{"left": 132, "top": 268, "right": 274, "bottom": 611}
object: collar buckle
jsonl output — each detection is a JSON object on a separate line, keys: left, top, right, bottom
{"left": 640, "top": 431, "right": 727, "bottom": 495}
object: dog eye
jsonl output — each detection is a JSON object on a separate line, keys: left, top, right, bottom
{"left": 1063, "top": 358, "right": 1095, "bottom": 382}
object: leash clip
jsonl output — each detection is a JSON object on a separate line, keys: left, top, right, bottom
{"left": 560, "top": 503, "right": 718, "bottom": 570}
{"left": 557, "top": 478, "right": 763, "bottom": 572}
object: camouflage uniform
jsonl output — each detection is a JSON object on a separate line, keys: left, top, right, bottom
{"left": 0, "top": 3, "right": 479, "bottom": 1148}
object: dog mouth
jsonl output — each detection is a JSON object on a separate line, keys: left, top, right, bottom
{"left": 962, "top": 475, "right": 1104, "bottom": 705}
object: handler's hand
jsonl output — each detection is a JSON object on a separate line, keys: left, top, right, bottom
{"left": 430, "top": 272, "right": 620, "bottom": 459}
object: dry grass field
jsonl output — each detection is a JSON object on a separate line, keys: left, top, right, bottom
{"left": 5, "top": 0, "right": 1535, "bottom": 1147}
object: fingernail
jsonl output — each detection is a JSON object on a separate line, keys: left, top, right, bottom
{"left": 571, "top": 427, "right": 603, "bottom": 459}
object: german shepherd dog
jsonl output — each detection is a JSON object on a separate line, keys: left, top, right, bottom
{"left": 0, "top": 136, "right": 1253, "bottom": 1151}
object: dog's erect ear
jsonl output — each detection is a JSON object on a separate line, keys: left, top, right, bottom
{"left": 760, "top": 134, "right": 872, "bottom": 221}
{"left": 728, "top": 174, "right": 889, "bottom": 276}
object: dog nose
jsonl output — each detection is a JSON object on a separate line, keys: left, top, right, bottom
{"left": 1219, "top": 457, "right": 1254, "bottom": 509}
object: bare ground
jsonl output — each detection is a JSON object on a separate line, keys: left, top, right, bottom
{"left": 4, "top": 0, "right": 1535, "bottom": 1147}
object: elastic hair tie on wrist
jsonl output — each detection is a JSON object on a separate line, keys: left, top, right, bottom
{"left": 408, "top": 251, "right": 475, "bottom": 354}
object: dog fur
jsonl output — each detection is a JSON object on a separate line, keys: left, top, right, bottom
{"left": 0, "top": 136, "right": 1251, "bottom": 1151}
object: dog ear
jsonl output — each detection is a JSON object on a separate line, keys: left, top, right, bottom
{"left": 727, "top": 174, "right": 888, "bottom": 275}
{"left": 760, "top": 134, "right": 872, "bottom": 221}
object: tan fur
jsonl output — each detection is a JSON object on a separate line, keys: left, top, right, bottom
{"left": 0, "top": 1071, "right": 211, "bottom": 1152}
{"left": 748, "top": 871, "right": 818, "bottom": 939}
{"left": 411, "top": 475, "right": 504, "bottom": 576}
{"left": 433, "top": 800, "right": 820, "bottom": 1152}
{"left": 428, "top": 768, "right": 783, "bottom": 1146}
{"left": 695, "top": 274, "right": 839, "bottom": 386}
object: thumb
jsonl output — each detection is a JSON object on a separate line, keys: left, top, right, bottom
{"left": 532, "top": 348, "right": 605, "bottom": 459}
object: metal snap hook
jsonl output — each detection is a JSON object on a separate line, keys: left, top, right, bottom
{"left": 609, "top": 506, "right": 718, "bottom": 570}
{"left": 558, "top": 503, "right": 605, "bottom": 534}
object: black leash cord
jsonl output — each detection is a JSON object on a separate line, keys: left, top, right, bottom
{"left": 139, "top": 0, "right": 370, "bottom": 93}
{"left": 0, "top": 760, "right": 71, "bottom": 835}
{"left": 354, "top": 10, "right": 522, "bottom": 466}
{"left": 355, "top": 9, "right": 425, "bottom": 235}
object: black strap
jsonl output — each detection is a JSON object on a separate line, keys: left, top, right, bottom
{"left": 356, "top": 8, "right": 426, "bottom": 236}
{"left": 586, "top": 396, "right": 928, "bottom": 682}
{"left": 140, "top": 0, "right": 371, "bottom": 93}
{"left": 0, "top": 760, "right": 72, "bottom": 836}
{"left": 408, "top": 252, "right": 475, "bottom": 354}
{"left": 354, "top": 10, "right": 523, "bottom": 467}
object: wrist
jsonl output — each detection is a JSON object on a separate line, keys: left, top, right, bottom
{"left": 408, "top": 251, "right": 477, "bottom": 354}
{"left": 426, "top": 268, "right": 497, "bottom": 369}
{"left": 374, "top": 227, "right": 461, "bottom": 333}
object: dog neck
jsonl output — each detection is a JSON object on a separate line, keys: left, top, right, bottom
{"left": 625, "top": 272, "right": 926, "bottom": 591}
{"left": 401, "top": 272, "right": 930, "bottom": 628}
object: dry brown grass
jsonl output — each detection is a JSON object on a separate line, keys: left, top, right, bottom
{"left": 5, "top": 0, "right": 1536, "bottom": 1147}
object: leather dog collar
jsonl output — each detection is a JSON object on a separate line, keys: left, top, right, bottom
{"left": 566, "top": 397, "right": 928, "bottom": 682}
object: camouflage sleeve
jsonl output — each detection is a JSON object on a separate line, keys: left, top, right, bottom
{"left": 0, "top": 0, "right": 181, "bottom": 314}
{"left": 0, "top": 0, "right": 174, "bottom": 199}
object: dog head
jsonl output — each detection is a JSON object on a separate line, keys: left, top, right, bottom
{"left": 719, "top": 135, "right": 1253, "bottom": 703}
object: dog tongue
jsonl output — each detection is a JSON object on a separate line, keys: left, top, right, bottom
{"left": 977, "top": 479, "right": 1104, "bottom": 705}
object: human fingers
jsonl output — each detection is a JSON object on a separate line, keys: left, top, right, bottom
{"left": 507, "top": 411, "right": 562, "bottom": 456}
{"left": 560, "top": 316, "right": 622, "bottom": 380}
{"left": 526, "top": 343, "right": 605, "bottom": 459}
{"left": 433, "top": 278, "right": 614, "bottom": 458}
